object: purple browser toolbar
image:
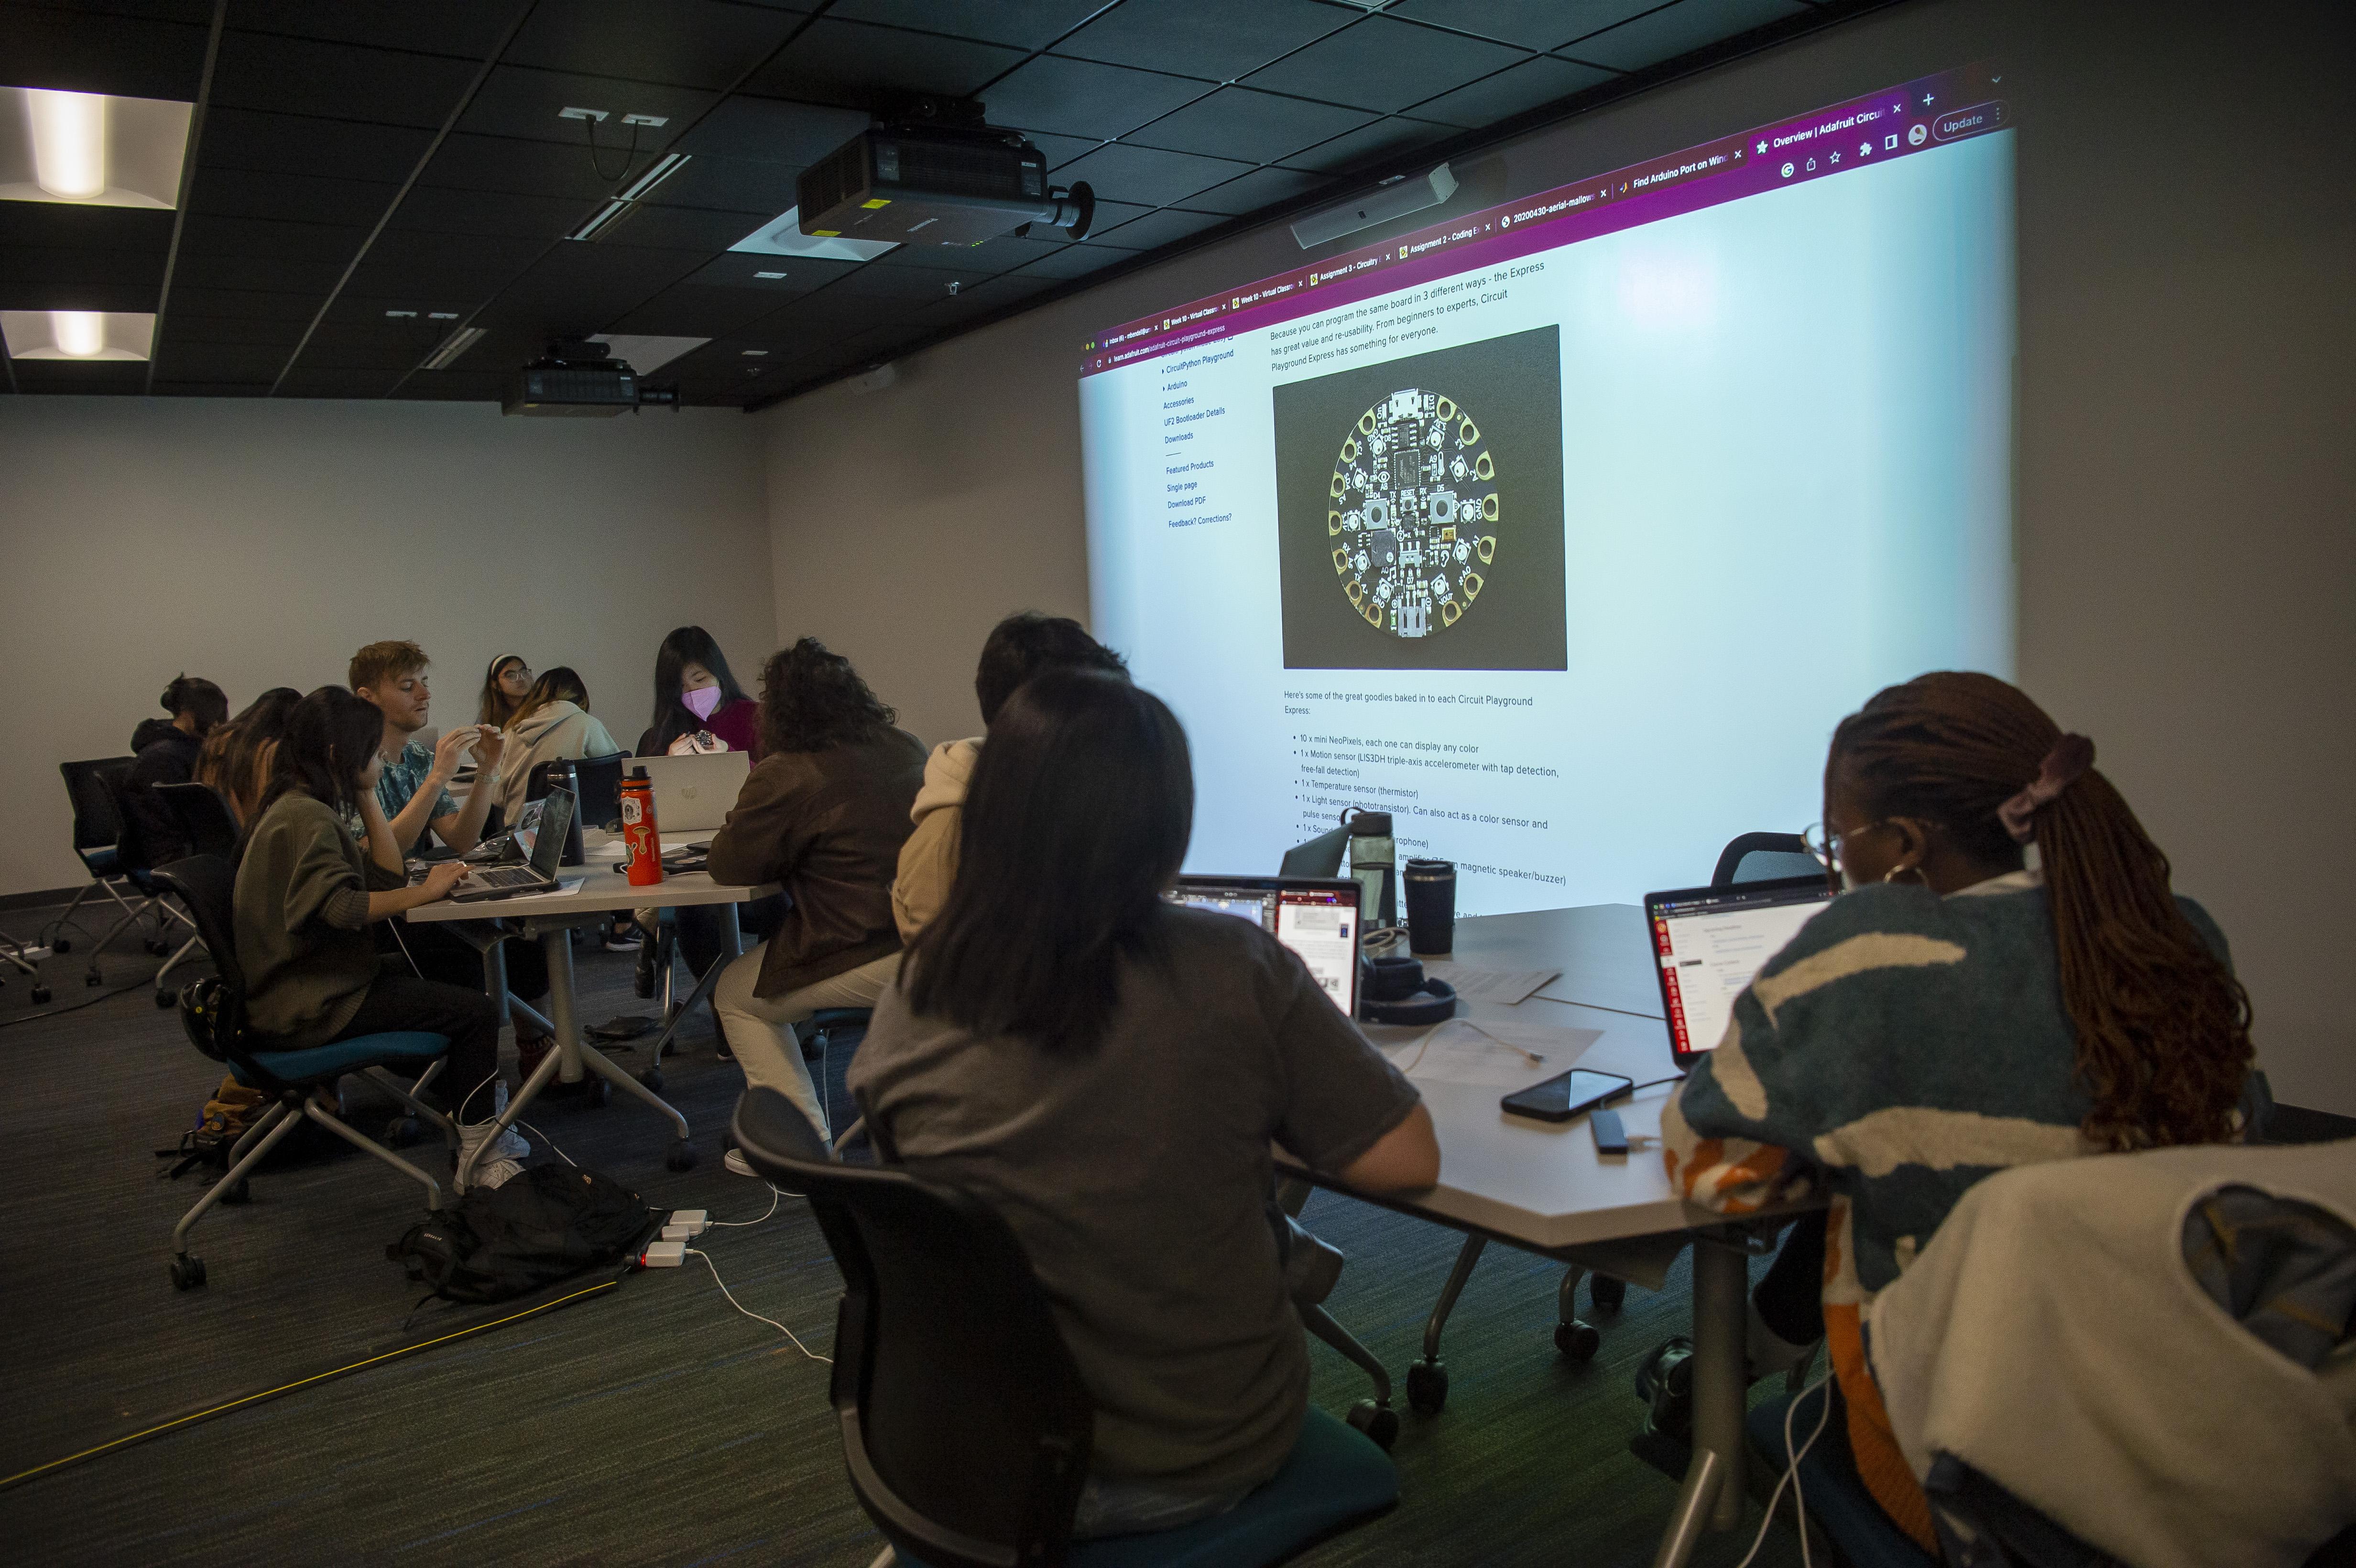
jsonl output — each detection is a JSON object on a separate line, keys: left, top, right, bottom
{"left": 1081, "top": 61, "right": 2011, "bottom": 376}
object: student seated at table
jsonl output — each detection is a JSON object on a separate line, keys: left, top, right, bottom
{"left": 123, "top": 674, "right": 230, "bottom": 869}
{"left": 495, "top": 665, "right": 621, "bottom": 823}
{"left": 197, "top": 687, "right": 302, "bottom": 827}
{"left": 233, "top": 687, "right": 527, "bottom": 1189}
{"left": 639, "top": 625, "right": 761, "bottom": 758}
{"left": 1656, "top": 670, "right": 2269, "bottom": 1553}
{"left": 851, "top": 669, "right": 1440, "bottom": 1537}
{"left": 891, "top": 610, "right": 1129, "bottom": 942}
{"left": 705, "top": 638, "right": 924, "bottom": 1155}
{"left": 476, "top": 653, "right": 533, "bottom": 730}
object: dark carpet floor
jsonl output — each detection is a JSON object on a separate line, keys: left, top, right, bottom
{"left": 0, "top": 898, "right": 1806, "bottom": 1567}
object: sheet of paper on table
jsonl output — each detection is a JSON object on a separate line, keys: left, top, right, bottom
{"left": 1419, "top": 960, "right": 1561, "bottom": 1006}
{"left": 1381, "top": 1016, "right": 1603, "bottom": 1089}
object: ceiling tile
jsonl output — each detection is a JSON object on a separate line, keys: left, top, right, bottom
{"left": 456, "top": 66, "right": 717, "bottom": 146}
{"left": 277, "top": 366, "right": 404, "bottom": 398}
{"left": 597, "top": 202, "right": 774, "bottom": 251}
{"left": 1087, "top": 206, "right": 1226, "bottom": 251}
{"left": 0, "top": 4, "right": 210, "bottom": 98}
{"left": 1024, "top": 130, "right": 1105, "bottom": 171}
{"left": 1124, "top": 87, "right": 1374, "bottom": 164}
{"left": 388, "top": 184, "right": 595, "bottom": 240}
{"left": 1407, "top": 54, "right": 1615, "bottom": 127}
{"left": 481, "top": 242, "right": 705, "bottom": 335}
{"left": 1007, "top": 241, "right": 1131, "bottom": 282}
{"left": 674, "top": 97, "right": 872, "bottom": 165}
{"left": 640, "top": 154, "right": 805, "bottom": 214}
{"left": 164, "top": 286, "right": 328, "bottom": 320}
{"left": 1242, "top": 16, "right": 1528, "bottom": 115}
{"left": 394, "top": 370, "right": 507, "bottom": 401}
{"left": 1559, "top": 0, "right": 1811, "bottom": 73}
{"left": 420, "top": 133, "right": 648, "bottom": 202}
{"left": 209, "top": 34, "right": 482, "bottom": 127}
{"left": 170, "top": 250, "right": 348, "bottom": 294}
{"left": 0, "top": 202, "right": 174, "bottom": 253}
{"left": 685, "top": 251, "right": 859, "bottom": 290}
{"left": 150, "top": 341, "right": 291, "bottom": 382}
{"left": 176, "top": 215, "right": 368, "bottom": 262}
{"left": 1391, "top": 0, "right": 1658, "bottom": 50}
{"left": 605, "top": 281, "right": 799, "bottom": 336}
{"left": 740, "top": 18, "right": 1025, "bottom": 109}
{"left": 296, "top": 331, "right": 448, "bottom": 370}
{"left": 1053, "top": 0, "right": 1353, "bottom": 84}
{"left": 1182, "top": 163, "right": 1330, "bottom": 215}
{"left": 981, "top": 55, "right": 1214, "bottom": 142}
{"left": 870, "top": 229, "right": 1066, "bottom": 278}
{"left": 825, "top": 0, "right": 1106, "bottom": 50}
{"left": 1047, "top": 142, "right": 1252, "bottom": 207}
{"left": 503, "top": 0, "right": 802, "bottom": 88}
{"left": 820, "top": 259, "right": 988, "bottom": 302}
{"left": 157, "top": 314, "right": 308, "bottom": 347}
{"left": 21, "top": 1, "right": 214, "bottom": 22}
{"left": 321, "top": 292, "right": 482, "bottom": 327}
{"left": 14, "top": 361, "right": 150, "bottom": 394}
{"left": 196, "top": 110, "right": 436, "bottom": 183}
{"left": 1279, "top": 115, "right": 1458, "bottom": 174}
{"left": 348, "top": 229, "right": 548, "bottom": 299}
{"left": 226, "top": 0, "right": 515, "bottom": 58}
{"left": 188, "top": 168, "right": 404, "bottom": 228}
{"left": 0, "top": 276, "right": 162, "bottom": 313}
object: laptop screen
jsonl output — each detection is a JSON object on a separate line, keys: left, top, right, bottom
{"left": 1169, "top": 876, "right": 1360, "bottom": 1016}
{"left": 521, "top": 786, "right": 574, "bottom": 878}
{"left": 1646, "top": 877, "right": 1833, "bottom": 1062}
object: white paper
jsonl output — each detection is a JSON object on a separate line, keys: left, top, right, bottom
{"left": 1382, "top": 1017, "right": 1603, "bottom": 1088}
{"left": 1420, "top": 960, "right": 1560, "bottom": 1005}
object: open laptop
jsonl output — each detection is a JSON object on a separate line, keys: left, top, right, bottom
{"left": 1168, "top": 875, "right": 1361, "bottom": 1017}
{"left": 447, "top": 786, "right": 575, "bottom": 902}
{"left": 1645, "top": 875, "right": 1834, "bottom": 1068}
{"left": 635, "top": 751, "right": 751, "bottom": 835}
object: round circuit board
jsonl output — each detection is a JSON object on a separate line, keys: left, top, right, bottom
{"left": 1328, "top": 388, "right": 1499, "bottom": 639}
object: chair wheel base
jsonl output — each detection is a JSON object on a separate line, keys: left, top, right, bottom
{"left": 1554, "top": 1319, "right": 1601, "bottom": 1361}
{"left": 1405, "top": 1359, "right": 1449, "bottom": 1415}
{"left": 86, "top": 970, "right": 104, "bottom": 988}
{"left": 586, "top": 1077, "right": 612, "bottom": 1108}
{"left": 52, "top": 937, "right": 71, "bottom": 954}
{"left": 667, "top": 1139, "right": 697, "bottom": 1172}
{"left": 1346, "top": 1400, "right": 1399, "bottom": 1449}
{"left": 1591, "top": 1274, "right": 1626, "bottom": 1310}
{"left": 639, "top": 1067, "right": 665, "bottom": 1093}
{"left": 170, "top": 1254, "right": 207, "bottom": 1290}
{"left": 155, "top": 988, "right": 176, "bottom": 1009}
{"left": 30, "top": 986, "right": 51, "bottom": 1005}
{"left": 145, "top": 937, "right": 172, "bottom": 957}
{"left": 220, "top": 1176, "right": 251, "bottom": 1206}
{"left": 383, "top": 1114, "right": 421, "bottom": 1147}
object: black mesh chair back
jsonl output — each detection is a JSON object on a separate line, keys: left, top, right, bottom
{"left": 97, "top": 765, "right": 155, "bottom": 878}
{"left": 731, "top": 1088, "right": 1094, "bottom": 1568}
{"left": 60, "top": 757, "right": 133, "bottom": 856}
{"left": 153, "top": 782, "right": 240, "bottom": 858}
{"left": 148, "top": 856, "right": 249, "bottom": 1040}
{"left": 1711, "top": 832, "right": 1823, "bottom": 889}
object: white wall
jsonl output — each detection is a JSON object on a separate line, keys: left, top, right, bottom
{"left": 758, "top": 0, "right": 2356, "bottom": 1112}
{"left": 1, "top": 396, "right": 773, "bottom": 896}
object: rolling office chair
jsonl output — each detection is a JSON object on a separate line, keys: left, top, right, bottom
{"left": 149, "top": 855, "right": 460, "bottom": 1292}
{"left": 144, "top": 781, "right": 243, "bottom": 1005}
{"left": 1712, "top": 831, "right": 1824, "bottom": 888}
{"left": 48, "top": 756, "right": 153, "bottom": 957}
{"left": 95, "top": 769, "right": 208, "bottom": 1005}
{"left": 731, "top": 1088, "right": 1401, "bottom": 1568}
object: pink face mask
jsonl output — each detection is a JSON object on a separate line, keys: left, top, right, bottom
{"left": 682, "top": 686, "right": 723, "bottom": 721}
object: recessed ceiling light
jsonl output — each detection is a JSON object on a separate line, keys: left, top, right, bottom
{"left": 385, "top": 309, "right": 417, "bottom": 318}
{"left": 419, "top": 324, "right": 486, "bottom": 371}
{"left": 1, "top": 309, "right": 156, "bottom": 359}
{"left": 753, "top": 271, "right": 788, "bottom": 280}
{"left": 0, "top": 86, "right": 192, "bottom": 209}
{"left": 741, "top": 348, "right": 769, "bottom": 356}
{"left": 731, "top": 206, "right": 896, "bottom": 263}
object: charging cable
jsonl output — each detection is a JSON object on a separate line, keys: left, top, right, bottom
{"left": 1732, "top": 1371, "right": 1835, "bottom": 1568}
{"left": 685, "top": 1248, "right": 830, "bottom": 1364}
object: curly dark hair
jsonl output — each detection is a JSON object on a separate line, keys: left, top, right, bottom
{"left": 757, "top": 637, "right": 896, "bottom": 753}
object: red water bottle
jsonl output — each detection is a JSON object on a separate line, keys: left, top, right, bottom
{"left": 621, "top": 766, "right": 664, "bottom": 886}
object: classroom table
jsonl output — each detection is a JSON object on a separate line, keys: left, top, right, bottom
{"left": 405, "top": 831, "right": 779, "bottom": 1187}
{"left": 1278, "top": 904, "right": 1813, "bottom": 1568}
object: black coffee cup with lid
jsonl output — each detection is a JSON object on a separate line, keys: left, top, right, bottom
{"left": 1403, "top": 859, "right": 1456, "bottom": 955}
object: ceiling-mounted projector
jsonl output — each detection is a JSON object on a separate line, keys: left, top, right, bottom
{"left": 503, "top": 338, "right": 679, "bottom": 417}
{"left": 799, "top": 120, "right": 1094, "bottom": 247}
{"left": 1291, "top": 163, "right": 1458, "bottom": 250}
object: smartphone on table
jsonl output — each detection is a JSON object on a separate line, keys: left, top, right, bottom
{"left": 1500, "top": 1068, "right": 1633, "bottom": 1123}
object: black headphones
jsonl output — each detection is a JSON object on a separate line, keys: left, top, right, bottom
{"left": 1358, "top": 953, "right": 1457, "bottom": 1027}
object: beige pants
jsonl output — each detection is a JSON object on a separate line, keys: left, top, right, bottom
{"left": 713, "top": 945, "right": 901, "bottom": 1139}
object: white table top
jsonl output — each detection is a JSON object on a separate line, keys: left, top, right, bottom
{"left": 404, "top": 831, "right": 778, "bottom": 923}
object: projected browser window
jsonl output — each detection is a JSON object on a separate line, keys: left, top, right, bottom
{"left": 1083, "top": 65, "right": 2016, "bottom": 915}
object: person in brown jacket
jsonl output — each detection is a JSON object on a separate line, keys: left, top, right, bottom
{"left": 706, "top": 639, "right": 926, "bottom": 1158}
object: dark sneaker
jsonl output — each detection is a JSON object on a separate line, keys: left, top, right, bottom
{"left": 1635, "top": 1335, "right": 1696, "bottom": 1445}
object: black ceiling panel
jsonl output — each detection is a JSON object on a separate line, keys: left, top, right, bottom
{"left": 1561, "top": 0, "right": 1811, "bottom": 72}
{"left": 151, "top": 341, "right": 293, "bottom": 382}
{"left": 225, "top": 0, "right": 517, "bottom": 59}
{"left": 455, "top": 66, "right": 716, "bottom": 147}
{"left": 1407, "top": 54, "right": 1616, "bottom": 128}
{"left": 158, "top": 314, "right": 308, "bottom": 347}
{"left": 1392, "top": 0, "right": 1659, "bottom": 51}
{"left": 296, "top": 331, "right": 449, "bottom": 371}
{"left": 818, "top": 258, "right": 987, "bottom": 302}
{"left": 347, "top": 229, "right": 548, "bottom": 299}
{"left": 1007, "top": 240, "right": 1136, "bottom": 281}
{"left": 20, "top": 1, "right": 214, "bottom": 23}
{"left": 0, "top": 200, "right": 173, "bottom": 253}
{"left": 739, "top": 18, "right": 1025, "bottom": 109}
{"left": 389, "top": 184, "right": 593, "bottom": 241}
{"left": 1123, "top": 87, "right": 1373, "bottom": 165}
{"left": 1241, "top": 16, "right": 1527, "bottom": 115}
{"left": 605, "top": 281, "right": 794, "bottom": 336}
{"left": 208, "top": 35, "right": 482, "bottom": 128}
{"left": 13, "top": 360, "right": 149, "bottom": 394}
{"left": 481, "top": 242, "right": 705, "bottom": 335}
{"left": 1088, "top": 205, "right": 1225, "bottom": 251}
{"left": 1047, "top": 141, "right": 1251, "bottom": 207}
{"left": 1024, "top": 130, "right": 1106, "bottom": 171}
{"left": 187, "top": 168, "right": 404, "bottom": 228}
{"left": 673, "top": 96, "right": 871, "bottom": 165}
{"left": 175, "top": 214, "right": 368, "bottom": 261}
{"left": 980, "top": 55, "right": 1213, "bottom": 142}
{"left": 502, "top": 0, "right": 802, "bottom": 89}
{"left": 1181, "top": 163, "right": 1330, "bottom": 216}
{"left": 685, "top": 251, "right": 859, "bottom": 291}
{"left": 277, "top": 366, "right": 404, "bottom": 398}
{"left": 0, "top": 3, "right": 208, "bottom": 98}
{"left": 165, "top": 286, "right": 328, "bottom": 320}
{"left": 1278, "top": 115, "right": 1456, "bottom": 174}
{"left": 638, "top": 155, "right": 804, "bottom": 216}
{"left": 596, "top": 202, "right": 774, "bottom": 252}
{"left": 396, "top": 369, "right": 507, "bottom": 401}
{"left": 196, "top": 109, "right": 436, "bottom": 183}
{"left": 1053, "top": 0, "right": 1353, "bottom": 84}
{"left": 418, "top": 133, "right": 648, "bottom": 202}
{"left": 867, "top": 230, "right": 1066, "bottom": 279}
{"left": 825, "top": 0, "right": 1107, "bottom": 51}
{"left": 318, "top": 292, "right": 481, "bottom": 329}
{"left": 169, "top": 249, "right": 348, "bottom": 294}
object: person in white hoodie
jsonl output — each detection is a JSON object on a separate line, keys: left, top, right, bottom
{"left": 497, "top": 666, "right": 622, "bottom": 822}
{"left": 893, "top": 613, "right": 1129, "bottom": 942}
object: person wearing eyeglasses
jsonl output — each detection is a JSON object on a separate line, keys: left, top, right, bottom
{"left": 1646, "top": 671, "right": 2272, "bottom": 1553}
{"left": 477, "top": 654, "right": 534, "bottom": 730}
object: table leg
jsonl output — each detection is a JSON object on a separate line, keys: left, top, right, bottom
{"left": 578, "top": 1040, "right": 690, "bottom": 1142}
{"left": 1692, "top": 1233, "right": 1749, "bottom": 1530}
{"left": 545, "top": 926, "right": 582, "bottom": 1084}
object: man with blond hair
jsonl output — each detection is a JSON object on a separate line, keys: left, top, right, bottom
{"left": 349, "top": 639, "right": 503, "bottom": 855}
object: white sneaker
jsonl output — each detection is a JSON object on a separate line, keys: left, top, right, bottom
{"left": 458, "top": 1117, "right": 529, "bottom": 1172}
{"left": 723, "top": 1147, "right": 757, "bottom": 1178}
{"left": 459, "top": 1154, "right": 523, "bottom": 1193}
{"left": 484, "top": 1081, "right": 531, "bottom": 1159}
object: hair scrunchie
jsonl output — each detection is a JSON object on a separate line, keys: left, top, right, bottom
{"left": 1998, "top": 733, "right": 2095, "bottom": 843}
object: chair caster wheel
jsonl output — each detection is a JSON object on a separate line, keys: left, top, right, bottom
{"left": 1554, "top": 1319, "right": 1601, "bottom": 1362}
{"left": 586, "top": 1077, "right": 612, "bottom": 1108}
{"left": 30, "top": 986, "right": 51, "bottom": 1005}
{"left": 1405, "top": 1360, "right": 1449, "bottom": 1415}
{"left": 53, "top": 937, "right": 71, "bottom": 953}
{"left": 221, "top": 1176, "right": 251, "bottom": 1206}
{"left": 156, "top": 988, "right": 176, "bottom": 1009}
{"left": 383, "top": 1114, "right": 421, "bottom": 1148}
{"left": 1345, "top": 1400, "right": 1399, "bottom": 1450}
{"left": 1591, "top": 1274, "right": 1626, "bottom": 1310}
{"left": 638, "top": 1067, "right": 665, "bottom": 1093}
{"left": 667, "top": 1140, "right": 697, "bottom": 1172}
{"left": 170, "top": 1254, "right": 207, "bottom": 1290}
{"left": 86, "top": 970, "right": 104, "bottom": 988}
{"left": 147, "top": 936, "right": 173, "bottom": 957}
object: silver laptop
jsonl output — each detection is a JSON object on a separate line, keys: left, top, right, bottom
{"left": 1167, "top": 875, "right": 1362, "bottom": 1017}
{"left": 448, "top": 787, "right": 574, "bottom": 902}
{"left": 635, "top": 751, "right": 751, "bottom": 834}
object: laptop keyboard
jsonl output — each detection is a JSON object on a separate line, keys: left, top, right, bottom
{"left": 472, "top": 866, "right": 540, "bottom": 888}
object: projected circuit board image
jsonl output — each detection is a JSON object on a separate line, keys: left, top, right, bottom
{"left": 1275, "top": 325, "right": 1565, "bottom": 672}
{"left": 1330, "top": 388, "right": 1499, "bottom": 639}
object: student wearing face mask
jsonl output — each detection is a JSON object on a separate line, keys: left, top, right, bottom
{"left": 637, "top": 626, "right": 759, "bottom": 758}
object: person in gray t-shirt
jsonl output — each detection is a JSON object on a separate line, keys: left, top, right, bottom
{"left": 850, "top": 669, "right": 1438, "bottom": 1537}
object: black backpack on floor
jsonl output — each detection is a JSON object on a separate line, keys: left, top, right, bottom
{"left": 390, "top": 1165, "right": 657, "bottom": 1304}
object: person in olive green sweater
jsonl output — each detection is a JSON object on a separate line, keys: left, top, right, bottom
{"left": 234, "top": 687, "right": 522, "bottom": 1186}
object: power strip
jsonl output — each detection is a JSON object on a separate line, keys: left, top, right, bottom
{"left": 639, "top": 1240, "right": 686, "bottom": 1268}
{"left": 662, "top": 1209, "right": 709, "bottom": 1243}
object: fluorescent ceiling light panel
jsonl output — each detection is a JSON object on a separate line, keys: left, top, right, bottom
{"left": 1, "top": 309, "right": 156, "bottom": 359}
{"left": 597, "top": 334, "right": 709, "bottom": 374}
{"left": 419, "top": 324, "right": 487, "bottom": 370}
{"left": 731, "top": 206, "right": 896, "bottom": 263}
{"left": 0, "top": 85, "right": 192, "bottom": 208}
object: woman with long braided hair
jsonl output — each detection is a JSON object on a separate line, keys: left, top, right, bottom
{"left": 1653, "top": 671, "right": 2267, "bottom": 1549}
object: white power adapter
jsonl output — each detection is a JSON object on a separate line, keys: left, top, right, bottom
{"left": 640, "top": 1240, "right": 687, "bottom": 1268}
{"left": 666, "top": 1209, "right": 709, "bottom": 1238}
